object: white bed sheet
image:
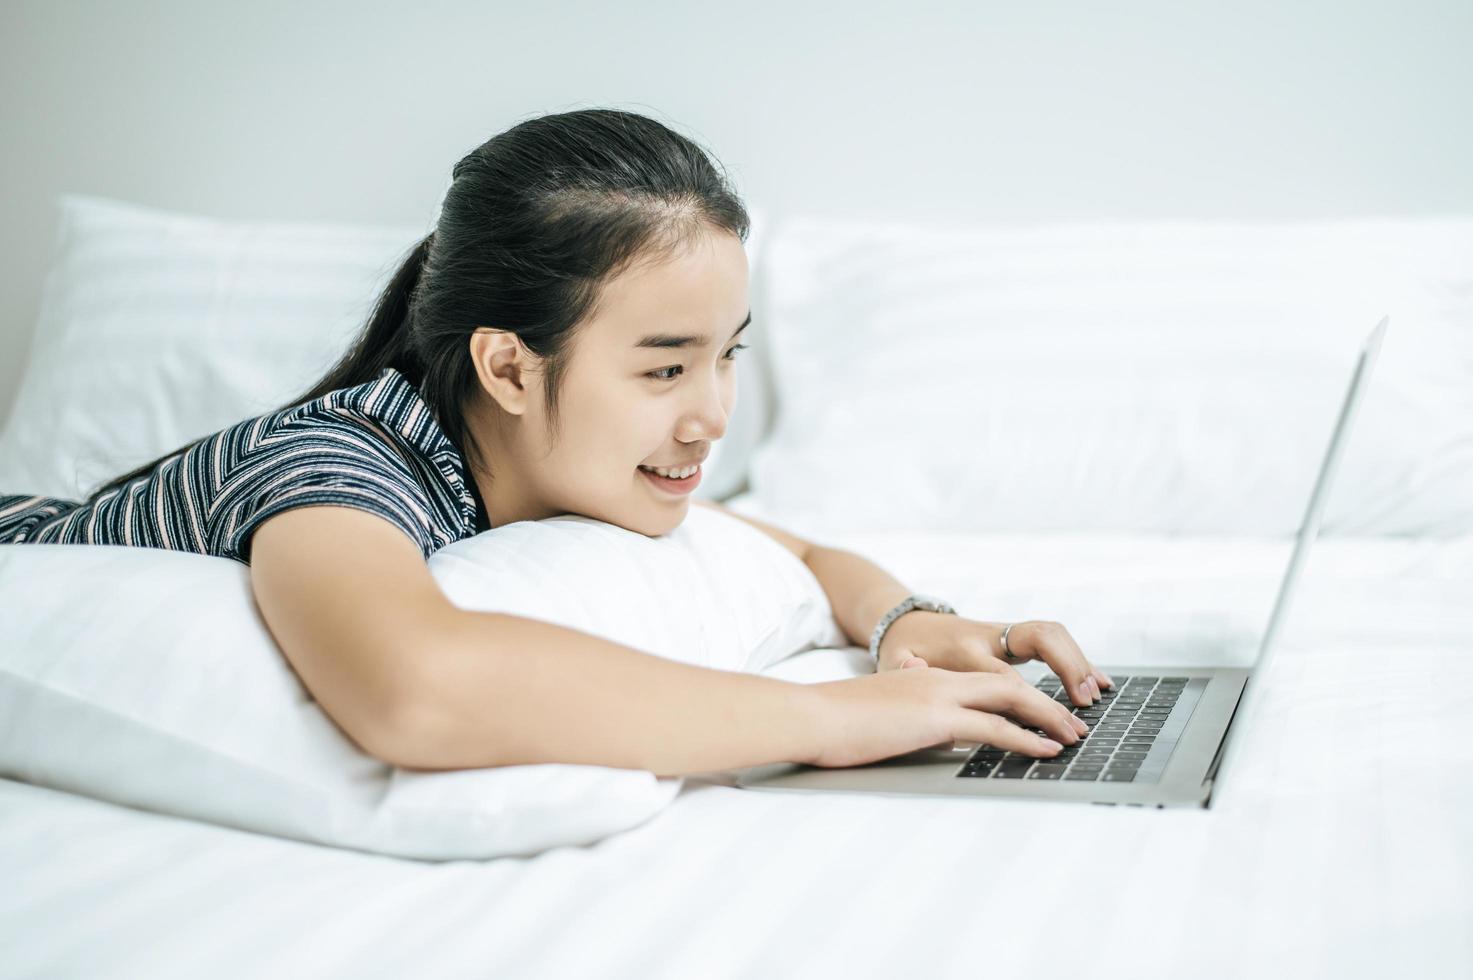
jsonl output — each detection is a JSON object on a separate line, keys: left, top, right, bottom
{"left": 4, "top": 528, "right": 1471, "bottom": 980}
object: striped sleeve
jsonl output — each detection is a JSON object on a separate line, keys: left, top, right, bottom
{"left": 211, "top": 421, "right": 441, "bottom": 565}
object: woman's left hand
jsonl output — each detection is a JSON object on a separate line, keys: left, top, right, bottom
{"left": 876, "top": 613, "right": 1114, "bottom": 707}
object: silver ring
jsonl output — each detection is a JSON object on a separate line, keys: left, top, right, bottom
{"left": 1001, "top": 623, "right": 1020, "bottom": 662}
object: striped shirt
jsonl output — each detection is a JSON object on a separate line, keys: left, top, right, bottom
{"left": 0, "top": 367, "right": 491, "bottom": 565}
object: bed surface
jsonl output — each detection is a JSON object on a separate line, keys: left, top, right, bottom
{"left": 5, "top": 527, "right": 1471, "bottom": 979}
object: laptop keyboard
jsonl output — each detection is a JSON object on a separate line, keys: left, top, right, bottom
{"left": 957, "top": 675, "right": 1189, "bottom": 783}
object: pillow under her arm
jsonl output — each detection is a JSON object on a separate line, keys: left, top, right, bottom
{"left": 0, "top": 504, "right": 846, "bottom": 861}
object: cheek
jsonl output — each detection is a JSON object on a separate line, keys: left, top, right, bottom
{"left": 592, "top": 392, "right": 666, "bottom": 464}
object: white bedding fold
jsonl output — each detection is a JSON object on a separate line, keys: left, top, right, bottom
{"left": 2, "top": 529, "right": 1469, "bottom": 980}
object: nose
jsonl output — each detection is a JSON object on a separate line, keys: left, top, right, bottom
{"left": 682, "top": 366, "right": 733, "bottom": 443}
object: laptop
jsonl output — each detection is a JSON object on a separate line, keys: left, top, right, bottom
{"left": 736, "top": 315, "right": 1389, "bottom": 809}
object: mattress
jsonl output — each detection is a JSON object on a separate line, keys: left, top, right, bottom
{"left": 4, "top": 525, "right": 1471, "bottom": 980}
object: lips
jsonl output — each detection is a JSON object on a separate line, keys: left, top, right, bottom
{"left": 638, "top": 463, "right": 702, "bottom": 495}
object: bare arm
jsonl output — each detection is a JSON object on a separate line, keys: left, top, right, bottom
{"left": 692, "top": 501, "right": 946, "bottom": 669}
{"left": 406, "top": 611, "right": 824, "bottom": 777}
{"left": 248, "top": 505, "right": 828, "bottom": 777}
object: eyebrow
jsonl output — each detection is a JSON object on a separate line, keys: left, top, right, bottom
{"left": 634, "top": 312, "right": 752, "bottom": 350}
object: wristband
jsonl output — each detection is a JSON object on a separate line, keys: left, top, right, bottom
{"left": 868, "top": 593, "right": 957, "bottom": 662}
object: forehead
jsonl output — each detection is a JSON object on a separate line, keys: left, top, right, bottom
{"left": 590, "top": 231, "right": 749, "bottom": 348}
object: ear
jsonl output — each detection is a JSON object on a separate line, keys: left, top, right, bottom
{"left": 468, "top": 329, "right": 543, "bottom": 417}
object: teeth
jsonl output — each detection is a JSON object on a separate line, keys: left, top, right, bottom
{"left": 642, "top": 464, "right": 698, "bottom": 479}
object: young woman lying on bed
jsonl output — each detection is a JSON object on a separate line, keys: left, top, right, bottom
{"left": 0, "top": 108, "right": 1110, "bottom": 778}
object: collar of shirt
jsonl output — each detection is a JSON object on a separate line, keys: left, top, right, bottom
{"left": 360, "top": 366, "right": 487, "bottom": 536}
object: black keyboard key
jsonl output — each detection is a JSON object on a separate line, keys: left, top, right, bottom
{"left": 1102, "top": 771, "right": 1136, "bottom": 782}
{"left": 1065, "top": 770, "right": 1101, "bottom": 780}
{"left": 1029, "top": 766, "right": 1069, "bottom": 779}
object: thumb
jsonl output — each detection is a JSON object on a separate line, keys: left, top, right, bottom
{"left": 901, "top": 656, "right": 928, "bottom": 669}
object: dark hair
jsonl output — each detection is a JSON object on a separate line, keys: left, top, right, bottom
{"left": 87, "top": 107, "right": 751, "bottom": 498}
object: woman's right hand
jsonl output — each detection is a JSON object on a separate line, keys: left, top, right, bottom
{"left": 801, "top": 660, "right": 1089, "bottom": 769}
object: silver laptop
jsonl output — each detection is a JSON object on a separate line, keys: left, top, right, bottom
{"left": 736, "top": 316, "right": 1389, "bottom": 809}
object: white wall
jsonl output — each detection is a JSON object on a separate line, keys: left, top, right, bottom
{"left": 2, "top": 0, "right": 1469, "bottom": 432}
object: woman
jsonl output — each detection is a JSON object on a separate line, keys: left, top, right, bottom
{"left": 0, "top": 108, "right": 1104, "bottom": 776}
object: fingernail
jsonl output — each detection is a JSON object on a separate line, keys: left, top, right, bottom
{"left": 1101, "top": 672, "right": 1115, "bottom": 688}
{"left": 1077, "top": 681, "right": 1091, "bottom": 700}
{"left": 1040, "top": 738, "right": 1062, "bottom": 751}
{"left": 1074, "top": 717, "right": 1088, "bottom": 733}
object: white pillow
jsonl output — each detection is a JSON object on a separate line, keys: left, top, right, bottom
{"left": 0, "top": 194, "right": 425, "bottom": 500}
{"left": 751, "top": 214, "right": 1473, "bottom": 537}
{"left": 0, "top": 194, "right": 772, "bottom": 503}
{"left": 0, "top": 505, "right": 846, "bottom": 861}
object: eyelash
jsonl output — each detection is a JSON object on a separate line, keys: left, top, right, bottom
{"left": 646, "top": 344, "right": 749, "bottom": 382}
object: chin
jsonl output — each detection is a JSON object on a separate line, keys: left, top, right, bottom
{"left": 649, "top": 509, "right": 690, "bottom": 537}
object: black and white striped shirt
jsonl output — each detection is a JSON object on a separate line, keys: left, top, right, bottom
{"left": 0, "top": 367, "right": 491, "bottom": 565}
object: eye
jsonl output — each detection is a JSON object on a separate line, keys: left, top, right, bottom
{"left": 646, "top": 343, "right": 750, "bottom": 382}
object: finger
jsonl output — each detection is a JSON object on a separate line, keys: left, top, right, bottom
{"left": 1021, "top": 625, "right": 1094, "bottom": 706}
{"left": 902, "top": 657, "right": 928, "bottom": 669}
{"left": 951, "top": 672, "right": 1082, "bottom": 745}
{"left": 1061, "top": 698, "right": 1089, "bottom": 736}
{"left": 1093, "top": 667, "right": 1115, "bottom": 689}
{"left": 1003, "top": 675, "right": 1085, "bottom": 745}
{"left": 956, "top": 712, "right": 1064, "bottom": 759}
{"left": 1063, "top": 667, "right": 1097, "bottom": 706}
{"left": 1039, "top": 627, "right": 1100, "bottom": 706}
{"left": 1031, "top": 673, "right": 1090, "bottom": 736}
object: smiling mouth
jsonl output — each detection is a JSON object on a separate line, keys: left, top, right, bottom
{"left": 637, "top": 464, "right": 702, "bottom": 492}
{"left": 638, "top": 465, "right": 699, "bottom": 479}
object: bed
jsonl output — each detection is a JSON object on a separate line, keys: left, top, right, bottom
{"left": 5, "top": 523, "right": 1472, "bottom": 978}
{"left": 2, "top": 198, "right": 1470, "bottom": 979}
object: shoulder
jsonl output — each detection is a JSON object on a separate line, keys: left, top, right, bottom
{"left": 208, "top": 373, "right": 456, "bottom": 541}
{"left": 240, "top": 368, "right": 447, "bottom": 472}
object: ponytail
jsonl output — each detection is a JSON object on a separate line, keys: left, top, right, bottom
{"left": 85, "top": 108, "right": 750, "bottom": 503}
{"left": 283, "top": 232, "right": 434, "bottom": 404}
